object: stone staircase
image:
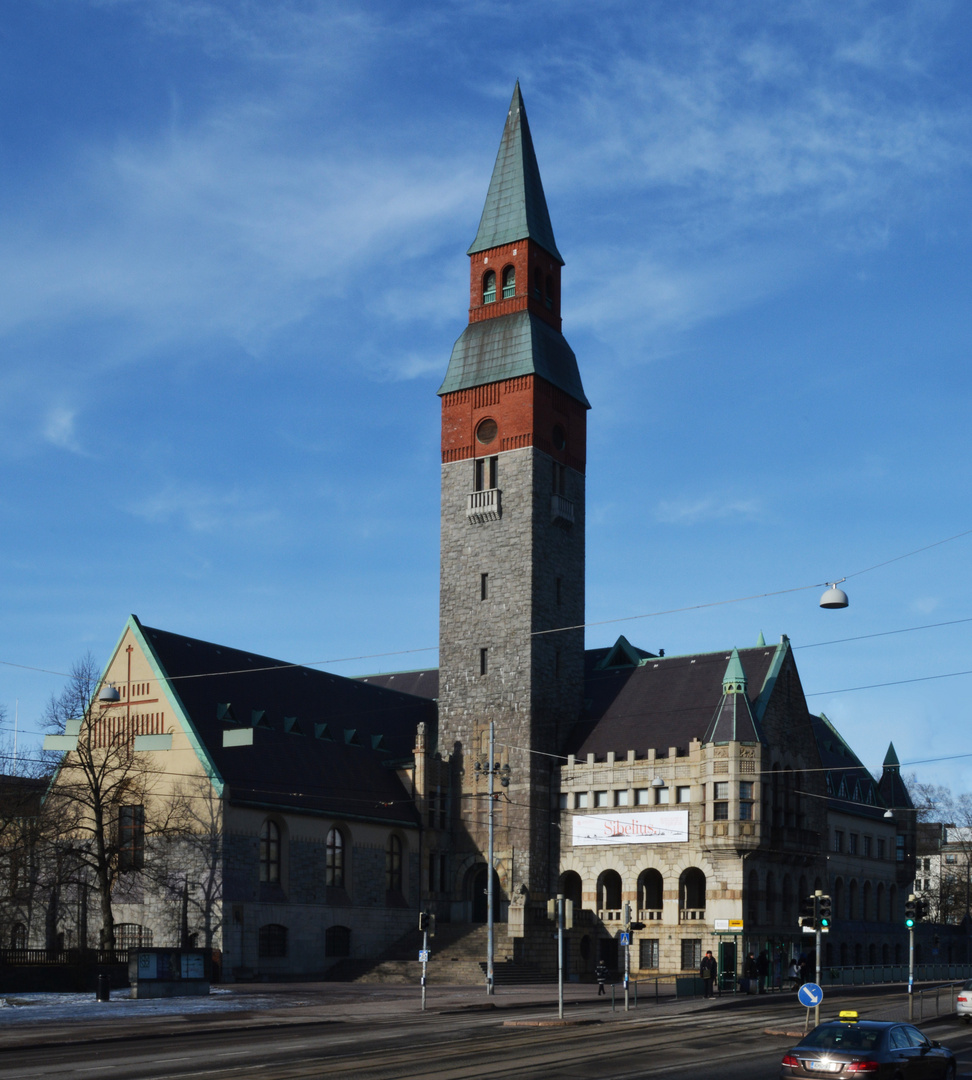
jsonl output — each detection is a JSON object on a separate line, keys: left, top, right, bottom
{"left": 326, "top": 923, "right": 551, "bottom": 986}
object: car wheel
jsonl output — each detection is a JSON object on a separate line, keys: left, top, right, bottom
{"left": 943, "top": 1063, "right": 956, "bottom": 1080}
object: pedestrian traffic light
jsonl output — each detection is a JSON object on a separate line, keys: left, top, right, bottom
{"left": 419, "top": 911, "right": 430, "bottom": 932}
{"left": 818, "top": 894, "right": 832, "bottom": 928}
{"left": 547, "top": 898, "right": 557, "bottom": 921}
{"left": 905, "top": 894, "right": 916, "bottom": 928}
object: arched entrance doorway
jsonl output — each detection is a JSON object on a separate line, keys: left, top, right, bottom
{"left": 468, "top": 864, "right": 502, "bottom": 923}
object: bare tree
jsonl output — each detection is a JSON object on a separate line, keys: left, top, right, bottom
{"left": 145, "top": 776, "right": 223, "bottom": 952}
{"left": 43, "top": 653, "right": 177, "bottom": 950}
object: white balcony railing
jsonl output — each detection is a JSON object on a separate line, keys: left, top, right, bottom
{"left": 467, "top": 488, "right": 501, "bottom": 523}
{"left": 680, "top": 907, "right": 706, "bottom": 922}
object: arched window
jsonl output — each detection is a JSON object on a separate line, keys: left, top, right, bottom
{"left": 258, "top": 923, "right": 287, "bottom": 958}
{"left": 862, "top": 881, "right": 872, "bottom": 921}
{"left": 559, "top": 870, "right": 582, "bottom": 910}
{"left": 747, "top": 869, "right": 760, "bottom": 925}
{"left": 889, "top": 884, "right": 898, "bottom": 923}
{"left": 882, "top": 943, "right": 889, "bottom": 964}
{"left": 386, "top": 834, "right": 403, "bottom": 894}
{"left": 597, "top": 869, "right": 622, "bottom": 912}
{"left": 260, "top": 819, "right": 281, "bottom": 884}
{"left": 502, "top": 265, "right": 516, "bottom": 299}
{"left": 848, "top": 879, "right": 858, "bottom": 920}
{"left": 325, "top": 925, "right": 351, "bottom": 957}
{"left": 679, "top": 868, "right": 706, "bottom": 918}
{"left": 765, "top": 871, "right": 776, "bottom": 923}
{"left": 833, "top": 877, "right": 844, "bottom": 922}
{"left": 10, "top": 923, "right": 26, "bottom": 949}
{"left": 638, "top": 868, "right": 663, "bottom": 914}
{"left": 326, "top": 827, "right": 344, "bottom": 888}
{"left": 876, "top": 882, "right": 885, "bottom": 922}
{"left": 483, "top": 270, "right": 496, "bottom": 304}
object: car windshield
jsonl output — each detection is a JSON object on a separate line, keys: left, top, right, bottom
{"left": 963, "top": 980, "right": 972, "bottom": 990}
{"left": 800, "top": 1026, "right": 882, "bottom": 1051}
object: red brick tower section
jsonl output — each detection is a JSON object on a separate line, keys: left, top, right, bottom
{"left": 442, "top": 242, "right": 585, "bottom": 470}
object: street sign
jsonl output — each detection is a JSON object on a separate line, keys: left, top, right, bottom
{"left": 802, "top": 925, "right": 829, "bottom": 934}
{"left": 619, "top": 932, "right": 631, "bottom": 945}
{"left": 798, "top": 983, "right": 823, "bottom": 1008}
{"left": 728, "top": 919, "right": 743, "bottom": 929}
{"left": 418, "top": 950, "right": 429, "bottom": 962}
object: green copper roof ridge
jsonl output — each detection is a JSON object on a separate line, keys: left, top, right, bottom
{"left": 752, "top": 637, "right": 789, "bottom": 722}
{"left": 467, "top": 82, "right": 563, "bottom": 264}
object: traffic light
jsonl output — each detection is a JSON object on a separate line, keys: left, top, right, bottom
{"left": 914, "top": 899, "right": 927, "bottom": 922}
{"left": 419, "top": 911, "right": 430, "bottom": 932}
{"left": 629, "top": 921, "right": 646, "bottom": 931}
{"left": 547, "top": 898, "right": 557, "bottom": 922}
{"left": 799, "top": 895, "right": 817, "bottom": 930}
{"left": 818, "top": 894, "right": 832, "bottom": 929}
{"left": 905, "top": 894, "right": 916, "bottom": 928}
{"left": 564, "top": 899, "right": 574, "bottom": 930}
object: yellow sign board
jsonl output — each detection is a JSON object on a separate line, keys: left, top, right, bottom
{"left": 728, "top": 919, "right": 744, "bottom": 929}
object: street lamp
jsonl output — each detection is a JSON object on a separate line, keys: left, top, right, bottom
{"left": 474, "top": 723, "right": 510, "bottom": 996}
{"left": 819, "top": 581, "right": 849, "bottom": 609}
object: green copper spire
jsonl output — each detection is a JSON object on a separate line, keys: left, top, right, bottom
{"left": 883, "top": 742, "right": 900, "bottom": 768}
{"left": 467, "top": 82, "right": 563, "bottom": 264}
{"left": 722, "top": 648, "right": 747, "bottom": 694}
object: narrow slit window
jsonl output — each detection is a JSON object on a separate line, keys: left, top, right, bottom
{"left": 479, "top": 648, "right": 488, "bottom": 675}
{"left": 502, "top": 266, "right": 515, "bottom": 299}
{"left": 480, "top": 573, "right": 489, "bottom": 601}
{"left": 483, "top": 270, "right": 496, "bottom": 304}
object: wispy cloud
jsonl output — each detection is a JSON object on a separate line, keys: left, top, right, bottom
{"left": 41, "top": 406, "right": 85, "bottom": 454}
{"left": 655, "top": 496, "right": 762, "bottom": 526}
{"left": 128, "top": 483, "right": 280, "bottom": 535}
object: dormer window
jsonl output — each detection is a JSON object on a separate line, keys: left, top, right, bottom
{"left": 502, "top": 266, "right": 515, "bottom": 299}
{"left": 483, "top": 270, "right": 496, "bottom": 304}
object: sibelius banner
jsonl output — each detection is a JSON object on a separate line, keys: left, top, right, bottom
{"left": 571, "top": 810, "right": 689, "bottom": 846}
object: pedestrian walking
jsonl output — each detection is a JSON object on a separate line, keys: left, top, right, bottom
{"left": 756, "top": 949, "right": 769, "bottom": 993}
{"left": 595, "top": 960, "right": 608, "bottom": 995}
{"left": 700, "top": 950, "right": 717, "bottom": 999}
{"left": 787, "top": 958, "right": 801, "bottom": 989}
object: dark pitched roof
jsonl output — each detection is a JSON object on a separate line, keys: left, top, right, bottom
{"left": 437, "top": 310, "right": 589, "bottom": 406}
{"left": 878, "top": 741, "right": 915, "bottom": 812}
{"left": 811, "top": 713, "right": 888, "bottom": 820}
{"left": 467, "top": 82, "right": 563, "bottom": 263}
{"left": 567, "top": 644, "right": 781, "bottom": 758}
{"left": 357, "top": 668, "right": 439, "bottom": 700}
{"left": 139, "top": 621, "right": 433, "bottom": 827}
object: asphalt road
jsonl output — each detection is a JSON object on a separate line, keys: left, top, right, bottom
{"left": 2, "top": 986, "right": 971, "bottom": 1080}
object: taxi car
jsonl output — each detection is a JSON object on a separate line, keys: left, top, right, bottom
{"left": 780, "top": 1013, "right": 955, "bottom": 1078}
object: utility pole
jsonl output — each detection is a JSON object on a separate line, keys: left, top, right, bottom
{"left": 814, "top": 892, "right": 822, "bottom": 1029}
{"left": 557, "top": 893, "right": 564, "bottom": 1020}
{"left": 623, "top": 901, "right": 631, "bottom": 1012}
{"left": 486, "top": 720, "right": 495, "bottom": 996}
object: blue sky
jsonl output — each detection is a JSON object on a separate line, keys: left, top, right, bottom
{"left": 1, "top": 0, "right": 971, "bottom": 796}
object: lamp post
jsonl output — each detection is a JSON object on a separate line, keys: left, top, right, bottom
{"left": 474, "top": 721, "right": 510, "bottom": 997}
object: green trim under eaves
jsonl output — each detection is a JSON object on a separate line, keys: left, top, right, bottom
{"left": 752, "top": 637, "right": 789, "bottom": 722}
{"left": 131, "top": 614, "right": 225, "bottom": 796}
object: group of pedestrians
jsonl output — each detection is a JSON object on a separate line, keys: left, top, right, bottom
{"left": 593, "top": 949, "right": 814, "bottom": 999}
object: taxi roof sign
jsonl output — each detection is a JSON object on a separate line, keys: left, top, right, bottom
{"left": 838, "top": 1010, "right": 859, "bottom": 1024}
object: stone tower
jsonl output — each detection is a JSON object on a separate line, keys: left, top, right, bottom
{"left": 437, "top": 84, "right": 589, "bottom": 910}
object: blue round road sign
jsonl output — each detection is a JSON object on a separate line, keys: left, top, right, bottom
{"left": 797, "top": 983, "right": 823, "bottom": 1008}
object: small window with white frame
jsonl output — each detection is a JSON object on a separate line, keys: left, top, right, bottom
{"left": 634, "top": 788, "right": 650, "bottom": 805}
{"left": 574, "top": 792, "right": 589, "bottom": 810}
{"left": 594, "top": 790, "right": 609, "bottom": 808}
{"left": 614, "top": 789, "right": 629, "bottom": 807}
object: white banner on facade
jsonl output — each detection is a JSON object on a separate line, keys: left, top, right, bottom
{"left": 571, "top": 810, "right": 689, "bottom": 846}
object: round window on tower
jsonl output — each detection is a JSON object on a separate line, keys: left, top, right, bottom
{"left": 476, "top": 418, "right": 498, "bottom": 446}
{"left": 552, "top": 424, "right": 566, "bottom": 451}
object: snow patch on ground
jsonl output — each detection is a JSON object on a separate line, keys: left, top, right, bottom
{"left": 0, "top": 989, "right": 273, "bottom": 1024}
